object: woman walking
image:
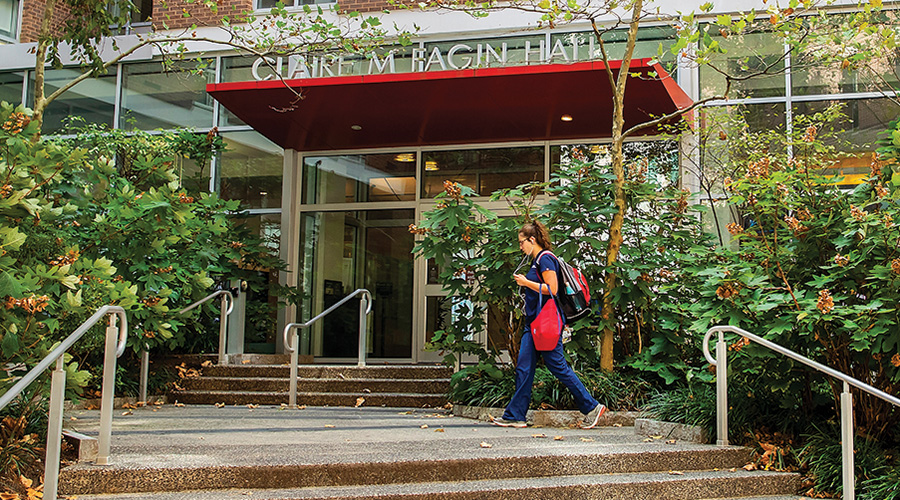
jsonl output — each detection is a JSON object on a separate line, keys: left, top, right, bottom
{"left": 491, "top": 221, "right": 606, "bottom": 429}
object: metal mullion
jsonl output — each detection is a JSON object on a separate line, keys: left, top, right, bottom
{"left": 113, "top": 63, "right": 123, "bottom": 129}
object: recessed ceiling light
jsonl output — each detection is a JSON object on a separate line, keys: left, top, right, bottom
{"left": 351, "top": 125, "right": 362, "bottom": 131}
{"left": 561, "top": 114, "right": 573, "bottom": 122}
{"left": 394, "top": 153, "right": 415, "bottom": 162}
{"left": 425, "top": 161, "right": 440, "bottom": 171}
{"left": 259, "top": 191, "right": 268, "bottom": 196}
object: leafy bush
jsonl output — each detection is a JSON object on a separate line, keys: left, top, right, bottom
{"left": 449, "top": 363, "right": 654, "bottom": 411}
{"left": 414, "top": 149, "right": 712, "bottom": 387}
{"left": 684, "top": 106, "right": 900, "bottom": 438}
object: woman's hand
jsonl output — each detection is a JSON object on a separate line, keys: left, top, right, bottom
{"left": 513, "top": 274, "right": 530, "bottom": 287}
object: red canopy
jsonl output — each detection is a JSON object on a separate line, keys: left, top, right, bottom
{"left": 207, "top": 58, "right": 692, "bottom": 152}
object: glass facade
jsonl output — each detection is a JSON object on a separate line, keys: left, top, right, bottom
{"left": 219, "top": 131, "right": 283, "bottom": 209}
{"left": 422, "top": 146, "right": 544, "bottom": 198}
{"left": 298, "top": 209, "right": 415, "bottom": 358}
{"left": 34, "top": 67, "right": 117, "bottom": 134}
{"left": 120, "top": 60, "right": 215, "bottom": 130}
{"left": 302, "top": 152, "right": 417, "bottom": 204}
{"left": 0, "top": 0, "right": 17, "bottom": 41}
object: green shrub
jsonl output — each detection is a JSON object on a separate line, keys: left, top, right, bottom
{"left": 801, "top": 424, "right": 891, "bottom": 497}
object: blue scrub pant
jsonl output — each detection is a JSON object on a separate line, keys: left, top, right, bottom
{"left": 501, "top": 323, "right": 599, "bottom": 422}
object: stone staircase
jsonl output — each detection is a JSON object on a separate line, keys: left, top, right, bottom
{"left": 58, "top": 406, "right": 803, "bottom": 500}
{"left": 170, "top": 360, "right": 452, "bottom": 408}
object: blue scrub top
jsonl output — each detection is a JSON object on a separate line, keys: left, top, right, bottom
{"left": 523, "top": 252, "right": 559, "bottom": 319}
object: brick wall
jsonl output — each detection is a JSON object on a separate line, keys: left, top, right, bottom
{"left": 19, "top": 0, "right": 73, "bottom": 43}
{"left": 338, "top": 0, "right": 391, "bottom": 13}
{"left": 17, "top": 0, "right": 396, "bottom": 44}
{"left": 152, "top": 0, "right": 253, "bottom": 31}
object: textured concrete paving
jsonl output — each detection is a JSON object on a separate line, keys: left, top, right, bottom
{"left": 57, "top": 404, "right": 801, "bottom": 499}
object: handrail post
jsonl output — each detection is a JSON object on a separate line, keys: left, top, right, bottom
{"left": 218, "top": 292, "right": 229, "bottom": 365}
{"left": 96, "top": 313, "right": 120, "bottom": 466}
{"left": 43, "top": 356, "right": 66, "bottom": 500}
{"left": 358, "top": 293, "right": 368, "bottom": 367}
{"left": 715, "top": 329, "right": 729, "bottom": 446}
{"left": 841, "top": 381, "right": 855, "bottom": 500}
{"left": 139, "top": 344, "right": 149, "bottom": 404}
{"left": 289, "top": 328, "right": 299, "bottom": 407}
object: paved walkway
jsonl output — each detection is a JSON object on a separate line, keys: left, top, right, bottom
{"left": 62, "top": 404, "right": 702, "bottom": 470}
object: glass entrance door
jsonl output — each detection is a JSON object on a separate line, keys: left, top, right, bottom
{"left": 298, "top": 209, "right": 414, "bottom": 361}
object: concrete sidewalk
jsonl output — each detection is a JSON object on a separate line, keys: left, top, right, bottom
{"left": 62, "top": 404, "right": 686, "bottom": 469}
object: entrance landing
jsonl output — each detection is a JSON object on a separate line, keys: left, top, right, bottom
{"left": 57, "top": 405, "right": 802, "bottom": 499}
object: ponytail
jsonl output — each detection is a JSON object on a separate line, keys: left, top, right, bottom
{"left": 519, "top": 221, "right": 553, "bottom": 251}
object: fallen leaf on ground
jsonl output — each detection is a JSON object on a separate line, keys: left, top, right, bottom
{"left": 665, "top": 439, "right": 677, "bottom": 445}
{"left": 728, "top": 468, "right": 737, "bottom": 472}
{"left": 247, "top": 404, "right": 258, "bottom": 409}
{"left": 241, "top": 360, "right": 251, "bottom": 364}
{"left": 70, "top": 417, "right": 77, "bottom": 421}
{"left": 121, "top": 411, "right": 133, "bottom": 416}
{"left": 612, "top": 423, "right": 622, "bottom": 427}
{"left": 324, "top": 424, "right": 335, "bottom": 428}
{"left": 174, "top": 402, "right": 185, "bottom": 407}
{"left": 0, "top": 492, "right": 19, "bottom": 500}
{"left": 480, "top": 441, "right": 492, "bottom": 448}
{"left": 580, "top": 437, "right": 594, "bottom": 442}
{"left": 154, "top": 400, "right": 164, "bottom": 406}
{"left": 434, "top": 428, "right": 445, "bottom": 432}
{"left": 122, "top": 403, "right": 136, "bottom": 409}
{"left": 420, "top": 424, "right": 429, "bottom": 429}
{"left": 743, "top": 463, "right": 757, "bottom": 471}
{"left": 669, "top": 471, "right": 684, "bottom": 475}
{"left": 362, "top": 388, "right": 371, "bottom": 393}
{"left": 643, "top": 438, "right": 654, "bottom": 442}
{"left": 650, "top": 435, "right": 663, "bottom": 439}
{"left": 201, "top": 360, "right": 213, "bottom": 367}
{"left": 19, "top": 477, "right": 31, "bottom": 489}
{"left": 215, "top": 402, "right": 225, "bottom": 408}
{"left": 553, "top": 436, "right": 564, "bottom": 441}
{"left": 398, "top": 411, "right": 414, "bottom": 415}
{"left": 297, "top": 405, "right": 307, "bottom": 410}
{"left": 531, "top": 433, "right": 547, "bottom": 438}
{"left": 355, "top": 397, "right": 365, "bottom": 407}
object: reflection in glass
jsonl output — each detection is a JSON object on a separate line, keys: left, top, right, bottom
{"left": 699, "top": 103, "right": 786, "bottom": 172}
{"left": 0, "top": 72, "right": 23, "bottom": 107}
{"left": 120, "top": 61, "right": 215, "bottom": 130}
{"left": 422, "top": 146, "right": 543, "bottom": 198}
{"left": 302, "top": 153, "right": 416, "bottom": 204}
{"left": 794, "top": 99, "right": 900, "bottom": 185}
{"left": 219, "top": 131, "right": 283, "bottom": 209}
{"left": 0, "top": 0, "right": 18, "bottom": 40}
{"left": 299, "top": 210, "right": 414, "bottom": 359}
{"left": 231, "top": 213, "right": 281, "bottom": 352}
{"left": 699, "top": 30, "right": 786, "bottom": 99}
{"left": 551, "top": 26, "right": 677, "bottom": 71}
{"left": 35, "top": 67, "right": 117, "bottom": 134}
{"left": 551, "top": 141, "right": 679, "bottom": 186}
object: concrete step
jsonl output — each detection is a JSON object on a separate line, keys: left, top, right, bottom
{"left": 203, "top": 365, "right": 452, "bottom": 379}
{"left": 180, "top": 376, "right": 450, "bottom": 394}
{"left": 59, "top": 445, "right": 764, "bottom": 495}
{"left": 64, "top": 470, "right": 801, "bottom": 499}
{"left": 170, "top": 390, "right": 449, "bottom": 407}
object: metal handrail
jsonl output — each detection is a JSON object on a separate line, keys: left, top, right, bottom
{"left": 703, "top": 325, "right": 900, "bottom": 500}
{"left": 283, "top": 289, "right": 373, "bottom": 407}
{"left": 139, "top": 289, "right": 235, "bottom": 402}
{"left": 0, "top": 305, "right": 127, "bottom": 500}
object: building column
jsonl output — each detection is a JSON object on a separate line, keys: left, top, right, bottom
{"left": 277, "top": 148, "right": 300, "bottom": 354}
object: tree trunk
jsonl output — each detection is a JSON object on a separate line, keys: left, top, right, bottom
{"left": 31, "top": 0, "right": 55, "bottom": 133}
{"left": 599, "top": 0, "right": 643, "bottom": 373}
